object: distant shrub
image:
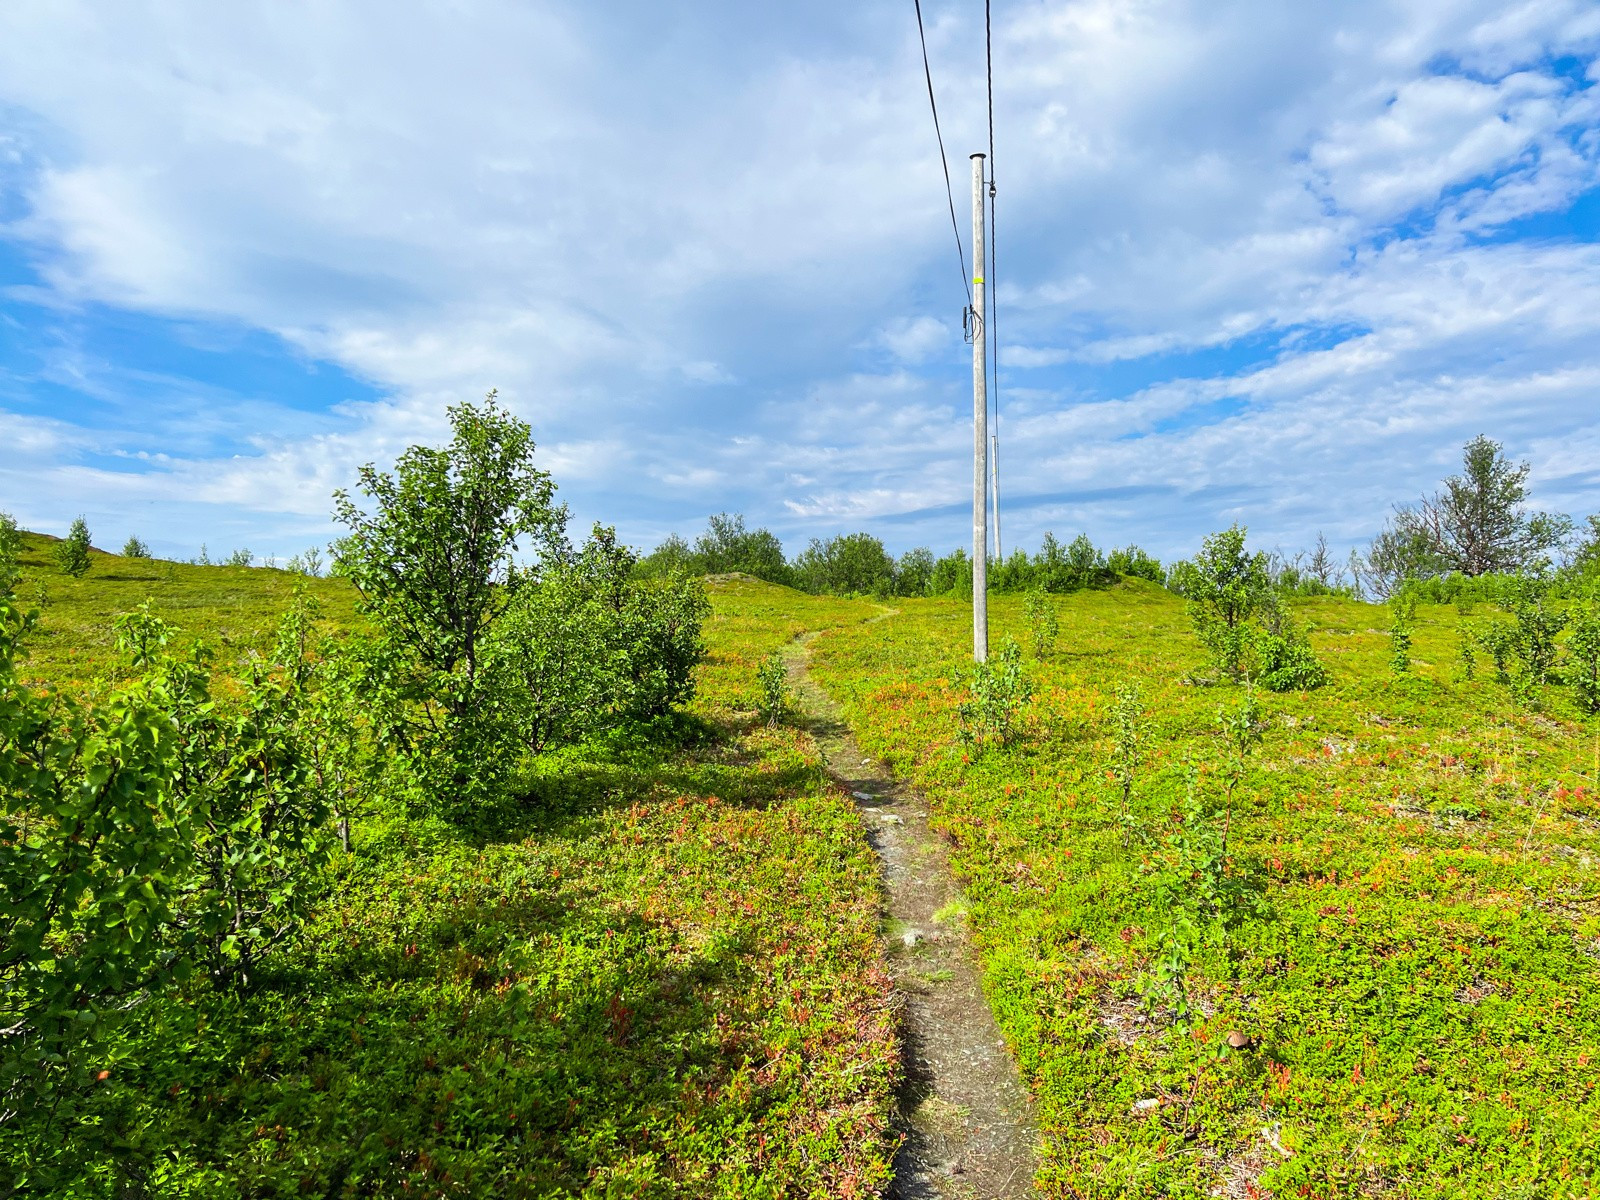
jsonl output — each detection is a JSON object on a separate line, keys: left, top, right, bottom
{"left": 929, "top": 548, "right": 973, "bottom": 598}
{"left": 0, "top": 511, "right": 18, "bottom": 583}
{"left": 957, "top": 636, "right": 1032, "bottom": 750}
{"left": 894, "top": 547, "right": 935, "bottom": 597}
{"left": 1029, "top": 532, "right": 1117, "bottom": 593}
{"left": 792, "top": 532, "right": 896, "bottom": 596}
{"left": 1183, "top": 526, "right": 1272, "bottom": 679}
{"left": 756, "top": 651, "right": 793, "bottom": 726}
{"left": 224, "top": 547, "right": 253, "bottom": 568}
{"left": 54, "top": 516, "right": 92, "bottom": 578}
{"left": 1024, "top": 589, "right": 1059, "bottom": 659}
{"left": 637, "top": 532, "right": 695, "bottom": 578}
{"left": 193, "top": 543, "right": 213, "bottom": 566}
{"left": 285, "top": 545, "right": 325, "bottom": 576}
{"left": 1566, "top": 596, "right": 1600, "bottom": 713}
{"left": 693, "top": 513, "right": 791, "bottom": 584}
{"left": 1106, "top": 544, "right": 1165, "bottom": 585}
{"left": 121, "top": 534, "right": 150, "bottom": 558}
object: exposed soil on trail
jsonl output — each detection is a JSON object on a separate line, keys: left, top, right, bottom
{"left": 786, "top": 631, "right": 1038, "bottom": 1199}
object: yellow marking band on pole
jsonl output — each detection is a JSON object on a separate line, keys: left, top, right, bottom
{"left": 974, "top": 276, "right": 984, "bottom": 284}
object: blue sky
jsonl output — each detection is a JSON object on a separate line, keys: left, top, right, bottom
{"left": 1, "top": 0, "right": 1598, "bottom": 566}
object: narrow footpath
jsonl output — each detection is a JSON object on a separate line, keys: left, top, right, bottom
{"left": 786, "top": 631, "right": 1039, "bottom": 1200}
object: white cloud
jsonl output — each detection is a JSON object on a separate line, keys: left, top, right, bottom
{"left": 877, "top": 316, "right": 953, "bottom": 364}
{"left": 0, "top": 0, "right": 1595, "bottom": 563}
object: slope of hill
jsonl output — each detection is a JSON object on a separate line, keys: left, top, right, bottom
{"left": 812, "top": 584, "right": 1600, "bottom": 1198}
{"left": 2, "top": 552, "right": 900, "bottom": 1198}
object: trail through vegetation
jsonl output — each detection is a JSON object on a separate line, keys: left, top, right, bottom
{"left": 788, "top": 627, "right": 1038, "bottom": 1199}
{"left": 812, "top": 582, "right": 1600, "bottom": 1198}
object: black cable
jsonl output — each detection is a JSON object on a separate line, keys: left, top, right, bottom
{"left": 985, "top": 0, "right": 1001, "bottom": 552}
{"left": 913, "top": 0, "right": 971, "bottom": 305}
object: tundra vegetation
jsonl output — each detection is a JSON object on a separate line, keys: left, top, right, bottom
{"left": 0, "top": 404, "right": 897, "bottom": 1199}
{"left": 3, "top": 430, "right": 1599, "bottom": 1198}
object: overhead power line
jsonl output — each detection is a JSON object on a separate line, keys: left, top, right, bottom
{"left": 913, "top": 0, "right": 972, "bottom": 305}
{"left": 985, "top": 0, "right": 1002, "bottom": 560}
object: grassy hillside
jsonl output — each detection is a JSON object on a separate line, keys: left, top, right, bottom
{"left": 14, "top": 540, "right": 1599, "bottom": 1197}
{"left": 4, "top": 550, "right": 900, "bottom": 1198}
{"left": 811, "top": 584, "right": 1600, "bottom": 1198}
{"left": 7, "top": 531, "right": 361, "bottom": 690}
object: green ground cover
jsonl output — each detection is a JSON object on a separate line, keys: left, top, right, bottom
{"left": 810, "top": 583, "right": 1600, "bottom": 1199}
{"left": 4, "top": 553, "right": 898, "bottom": 1198}
{"left": 5, "top": 532, "right": 362, "bottom": 691}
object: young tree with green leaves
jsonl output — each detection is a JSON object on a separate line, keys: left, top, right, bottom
{"left": 1182, "top": 526, "right": 1273, "bottom": 679}
{"left": 2, "top": 586, "right": 335, "bottom": 1185}
{"left": 54, "top": 516, "right": 92, "bottom": 578}
{"left": 334, "top": 392, "right": 567, "bottom": 808}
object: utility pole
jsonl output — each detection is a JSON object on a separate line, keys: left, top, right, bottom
{"left": 970, "top": 152, "right": 988, "bottom": 663}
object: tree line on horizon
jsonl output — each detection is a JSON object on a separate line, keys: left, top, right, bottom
{"left": 17, "top": 434, "right": 1599, "bottom": 608}
{"left": 638, "top": 435, "right": 1600, "bottom": 603}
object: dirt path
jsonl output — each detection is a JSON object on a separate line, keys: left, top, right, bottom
{"left": 786, "top": 631, "right": 1038, "bottom": 1199}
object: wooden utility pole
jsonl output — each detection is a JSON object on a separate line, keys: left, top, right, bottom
{"left": 970, "top": 152, "right": 988, "bottom": 663}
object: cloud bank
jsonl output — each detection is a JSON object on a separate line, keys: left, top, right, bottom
{"left": 0, "top": 0, "right": 1596, "bottom": 563}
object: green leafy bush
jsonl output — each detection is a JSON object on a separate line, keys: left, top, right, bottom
{"left": 54, "top": 516, "right": 92, "bottom": 578}
{"left": 1023, "top": 588, "right": 1059, "bottom": 659}
{"left": 894, "top": 546, "right": 935, "bottom": 597}
{"left": 791, "top": 532, "right": 896, "bottom": 596}
{"left": 1459, "top": 578, "right": 1568, "bottom": 705}
{"left": 492, "top": 525, "right": 709, "bottom": 755}
{"left": 285, "top": 545, "right": 325, "bottom": 576}
{"left": 1136, "top": 693, "right": 1265, "bottom": 1026}
{"left": 1106, "top": 544, "right": 1166, "bottom": 584}
{"left": 957, "top": 636, "right": 1031, "bottom": 749}
{"left": 692, "top": 512, "right": 791, "bottom": 583}
{"left": 121, "top": 535, "right": 150, "bottom": 558}
{"left": 1504, "top": 577, "right": 1566, "bottom": 706}
{"left": 1181, "top": 526, "right": 1272, "bottom": 679}
{"left": 1389, "top": 591, "right": 1417, "bottom": 674}
{"left": 929, "top": 547, "right": 973, "bottom": 598}
{"left": 756, "top": 650, "right": 792, "bottom": 726}
{"left": 1252, "top": 595, "right": 1328, "bottom": 691}
{"left": 1, "top": 592, "right": 334, "bottom": 1184}
{"left": 1107, "top": 681, "right": 1147, "bottom": 841}
{"left": 1567, "top": 596, "right": 1600, "bottom": 712}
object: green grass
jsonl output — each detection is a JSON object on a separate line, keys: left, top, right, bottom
{"left": 5, "top": 553, "right": 899, "bottom": 1198}
{"left": 810, "top": 583, "right": 1600, "bottom": 1199}
{"left": 18, "top": 540, "right": 1600, "bottom": 1197}
{"left": 7, "top": 532, "right": 362, "bottom": 691}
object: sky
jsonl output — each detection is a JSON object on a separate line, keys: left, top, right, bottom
{"left": 0, "top": 0, "right": 1597, "bottom": 567}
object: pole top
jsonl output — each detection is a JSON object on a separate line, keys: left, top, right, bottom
{"left": 970, "top": 151, "right": 986, "bottom": 159}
